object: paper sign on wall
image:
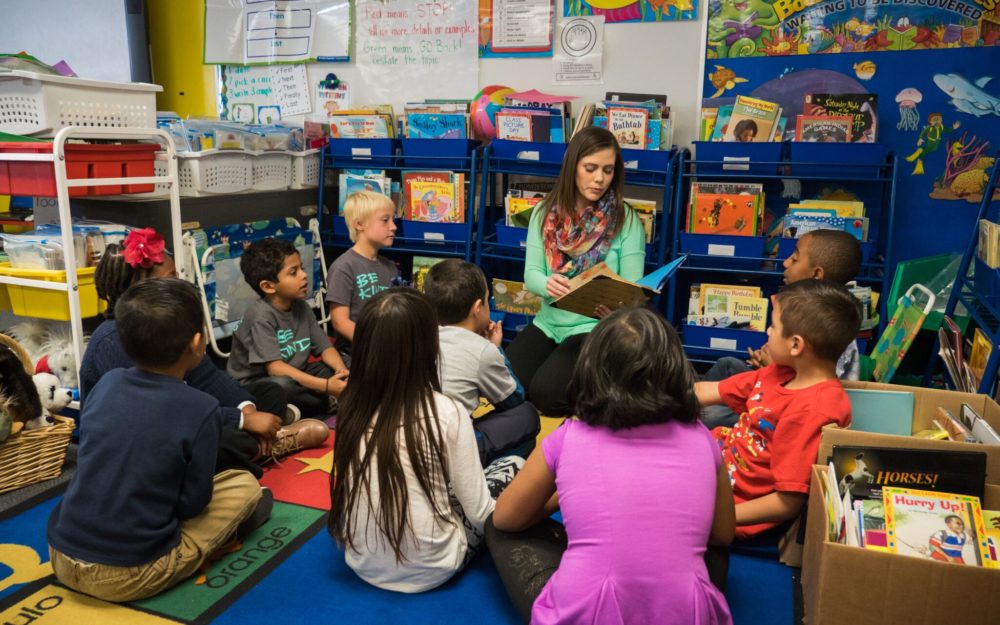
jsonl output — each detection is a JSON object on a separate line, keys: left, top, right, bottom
{"left": 554, "top": 16, "right": 603, "bottom": 85}
{"left": 220, "top": 64, "right": 311, "bottom": 122}
{"left": 356, "top": 0, "right": 479, "bottom": 103}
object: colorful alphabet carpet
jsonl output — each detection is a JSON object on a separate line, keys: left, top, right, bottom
{"left": 0, "top": 419, "right": 795, "bottom": 625}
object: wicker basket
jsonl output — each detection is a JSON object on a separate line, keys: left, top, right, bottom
{"left": 0, "top": 332, "right": 74, "bottom": 494}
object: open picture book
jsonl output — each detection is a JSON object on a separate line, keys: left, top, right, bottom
{"left": 552, "top": 255, "right": 687, "bottom": 319}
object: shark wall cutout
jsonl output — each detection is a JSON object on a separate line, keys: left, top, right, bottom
{"left": 934, "top": 73, "right": 1000, "bottom": 117}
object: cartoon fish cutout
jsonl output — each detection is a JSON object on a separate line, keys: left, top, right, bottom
{"left": 933, "top": 73, "right": 1000, "bottom": 117}
{"left": 854, "top": 60, "right": 876, "bottom": 81}
{"left": 708, "top": 65, "right": 749, "bottom": 98}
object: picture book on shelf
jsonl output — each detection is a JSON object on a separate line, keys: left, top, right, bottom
{"left": 339, "top": 170, "right": 391, "bottom": 213}
{"left": 506, "top": 195, "right": 542, "bottom": 228}
{"left": 795, "top": 115, "right": 853, "bottom": 142}
{"left": 552, "top": 256, "right": 687, "bottom": 319}
{"left": 882, "top": 487, "right": 995, "bottom": 567}
{"left": 985, "top": 509, "right": 1000, "bottom": 563}
{"left": 412, "top": 256, "right": 446, "bottom": 292}
{"left": 409, "top": 180, "right": 461, "bottom": 223}
{"left": 803, "top": 93, "right": 878, "bottom": 143}
{"left": 727, "top": 296, "right": 767, "bottom": 331}
{"left": 708, "top": 105, "right": 733, "bottom": 142}
{"left": 697, "top": 284, "right": 762, "bottom": 318}
{"left": 403, "top": 171, "right": 452, "bottom": 220}
{"left": 495, "top": 110, "right": 557, "bottom": 142}
{"left": 782, "top": 215, "right": 867, "bottom": 241}
{"left": 688, "top": 193, "right": 761, "bottom": 236}
{"left": 405, "top": 113, "right": 467, "bottom": 139}
{"left": 722, "top": 95, "right": 781, "bottom": 143}
{"left": 831, "top": 445, "right": 987, "bottom": 502}
{"left": 606, "top": 106, "right": 649, "bottom": 150}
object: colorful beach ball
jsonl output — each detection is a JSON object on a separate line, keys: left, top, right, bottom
{"left": 471, "top": 85, "right": 514, "bottom": 141}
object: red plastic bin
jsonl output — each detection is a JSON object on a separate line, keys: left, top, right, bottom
{"left": 0, "top": 142, "right": 160, "bottom": 196}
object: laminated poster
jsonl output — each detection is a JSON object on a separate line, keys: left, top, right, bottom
{"left": 553, "top": 16, "right": 604, "bottom": 85}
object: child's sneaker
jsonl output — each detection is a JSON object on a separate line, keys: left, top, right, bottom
{"left": 236, "top": 487, "right": 274, "bottom": 540}
{"left": 284, "top": 403, "right": 301, "bottom": 425}
{"left": 268, "top": 419, "right": 330, "bottom": 463}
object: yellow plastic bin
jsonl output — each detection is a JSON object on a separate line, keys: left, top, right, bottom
{"left": 0, "top": 263, "right": 100, "bottom": 320}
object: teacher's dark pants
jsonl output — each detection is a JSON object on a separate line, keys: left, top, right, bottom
{"left": 506, "top": 324, "right": 586, "bottom": 417}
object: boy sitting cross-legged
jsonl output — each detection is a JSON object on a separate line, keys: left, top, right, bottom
{"left": 423, "top": 259, "right": 540, "bottom": 465}
{"left": 326, "top": 190, "right": 401, "bottom": 351}
{"left": 48, "top": 279, "right": 269, "bottom": 602}
{"left": 695, "top": 279, "right": 862, "bottom": 540}
{"left": 228, "top": 237, "right": 347, "bottom": 420}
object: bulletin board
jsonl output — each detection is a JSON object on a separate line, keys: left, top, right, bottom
{"left": 204, "top": 0, "right": 350, "bottom": 64}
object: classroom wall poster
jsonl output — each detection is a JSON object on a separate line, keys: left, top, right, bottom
{"left": 204, "top": 0, "right": 350, "bottom": 64}
{"left": 554, "top": 16, "right": 605, "bottom": 84}
{"left": 219, "top": 64, "right": 311, "bottom": 122}
{"left": 564, "top": 0, "right": 697, "bottom": 23}
{"left": 356, "top": 0, "right": 480, "bottom": 102}
{"left": 706, "top": 0, "right": 1000, "bottom": 59}
{"left": 480, "top": 0, "right": 555, "bottom": 57}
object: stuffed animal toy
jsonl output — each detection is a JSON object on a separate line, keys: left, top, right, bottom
{"left": 24, "top": 372, "right": 73, "bottom": 430}
{"left": 7, "top": 321, "right": 86, "bottom": 389}
{"left": 0, "top": 345, "right": 43, "bottom": 440}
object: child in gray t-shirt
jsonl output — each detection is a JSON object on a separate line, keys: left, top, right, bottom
{"left": 228, "top": 238, "right": 349, "bottom": 418}
{"left": 424, "top": 259, "right": 540, "bottom": 465}
{"left": 327, "top": 190, "right": 400, "bottom": 349}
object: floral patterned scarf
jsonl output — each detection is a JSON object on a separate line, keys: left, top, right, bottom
{"left": 543, "top": 189, "right": 619, "bottom": 278}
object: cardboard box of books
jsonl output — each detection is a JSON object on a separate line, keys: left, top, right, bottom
{"left": 802, "top": 465, "right": 1000, "bottom": 625}
{"left": 818, "top": 381, "right": 1000, "bottom": 483}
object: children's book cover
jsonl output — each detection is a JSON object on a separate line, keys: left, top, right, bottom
{"left": 409, "top": 180, "right": 460, "bottom": 223}
{"left": 709, "top": 105, "right": 733, "bottom": 142}
{"left": 697, "top": 283, "right": 762, "bottom": 315}
{"left": 782, "top": 215, "right": 867, "bottom": 241}
{"left": 329, "top": 115, "right": 392, "bottom": 139}
{"left": 985, "top": 509, "right": 1000, "bottom": 564}
{"left": 882, "top": 487, "right": 995, "bottom": 567}
{"left": 493, "top": 278, "right": 542, "bottom": 315}
{"left": 688, "top": 193, "right": 759, "bottom": 236}
{"left": 727, "top": 296, "right": 768, "bottom": 331}
{"left": 496, "top": 110, "right": 554, "bottom": 142}
{"left": 796, "top": 115, "right": 853, "bottom": 143}
{"left": 339, "top": 170, "right": 389, "bottom": 214}
{"left": 507, "top": 196, "right": 541, "bottom": 228}
{"left": 788, "top": 199, "right": 865, "bottom": 218}
{"left": 722, "top": 96, "right": 780, "bottom": 143}
{"left": 403, "top": 172, "right": 452, "bottom": 220}
{"left": 607, "top": 107, "right": 649, "bottom": 150}
{"left": 803, "top": 94, "right": 879, "bottom": 143}
{"left": 831, "top": 446, "right": 988, "bottom": 502}
{"left": 406, "top": 113, "right": 468, "bottom": 139}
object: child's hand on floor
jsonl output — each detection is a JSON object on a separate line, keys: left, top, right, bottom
{"left": 326, "top": 370, "right": 349, "bottom": 396}
{"left": 243, "top": 409, "right": 282, "bottom": 439}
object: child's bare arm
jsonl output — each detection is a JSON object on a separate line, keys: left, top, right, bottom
{"left": 321, "top": 346, "right": 348, "bottom": 374}
{"left": 493, "top": 447, "right": 558, "bottom": 532}
{"left": 710, "top": 463, "right": 736, "bottom": 546}
{"left": 330, "top": 305, "right": 355, "bottom": 343}
{"left": 694, "top": 381, "right": 723, "bottom": 406}
{"left": 735, "top": 491, "right": 807, "bottom": 527}
{"left": 265, "top": 359, "right": 328, "bottom": 393}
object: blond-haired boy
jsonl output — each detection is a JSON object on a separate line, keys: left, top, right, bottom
{"left": 327, "top": 190, "right": 400, "bottom": 345}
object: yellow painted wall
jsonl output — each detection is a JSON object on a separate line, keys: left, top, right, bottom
{"left": 146, "top": 0, "right": 216, "bottom": 118}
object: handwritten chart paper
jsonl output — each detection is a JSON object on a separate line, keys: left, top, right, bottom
{"left": 356, "top": 0, "right": 479, "bottom": 103}
{"left": 479, "top": 0, "right": 553, "bottom": 57}
{"left": 220, "top": 64, "right": 311, "bottom": 122}
{"left": 205, "top": 0, "right": 350, "bottom": 64}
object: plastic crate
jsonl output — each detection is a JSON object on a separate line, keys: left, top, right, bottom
{"left": 176, "top": 150, "right": 253, "bottom": 197}
{"left": 694, "top": 141, "right": 784, "bottom": 175}
{"left": 491, "top": 140, "right": 565, "bottom": 174}
{"left": 495, "top": 220, "right": 528, "bottom": 248}
{"left": 401, "top": 220, "right": 467, "bottom": 242}
{"left": 0, "top": 142, "right": 159, "bottom": 196}
{"left": 620, "top": 147, "right": 671, "bottom": 172}
{"left": 250, "top": 151, "right": 292, "bottom": 191}
{"left": 788, "top": 142, "right": 887, "bottom": 178}
{"left": 684, "top": 325, "right": 767, "bottom": 352}
{"left": 326, "top": 138, "right": 399, "bottom": 162}
{"left": 401, "top": 138, "right": 477, "bottom": 169}
{"left": 0, "top": 69, "right": 160, "bottom": 137}
{"left": 0, "top": 263, "right": 100, "bottom": 320}
{"left": 680, "top": 233, "right": 766, "bottom": 258}
{"left": 290, "top": 149, "right": 320, "bottom": 189}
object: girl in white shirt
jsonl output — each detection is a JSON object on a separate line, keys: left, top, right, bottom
{"left": 329, "top": 288, "right": 522, "bottom": 592}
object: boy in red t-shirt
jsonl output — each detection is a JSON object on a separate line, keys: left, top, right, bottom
{"left": 695, "top": 280, "right": 863, "bottom": 539}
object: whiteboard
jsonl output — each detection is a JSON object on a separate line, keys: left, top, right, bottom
{"left": 204, "top": 0, "right": 350, "bottom": 64}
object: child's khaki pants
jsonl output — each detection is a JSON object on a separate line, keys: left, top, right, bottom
{"left": 49, "top": 469, "right": 262, "bottom": 603}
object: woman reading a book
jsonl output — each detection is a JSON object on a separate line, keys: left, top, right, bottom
{"left": 506, "top": 126, "right": 646, "bottom": 416}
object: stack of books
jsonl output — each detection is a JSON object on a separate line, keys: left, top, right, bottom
{"left": 825, "top": 444, "right": 998, "bottom": 566}
{"left": 504, "top": 182, "right": 552, "bottom": 228}
{"left": 700, "top": 95, "right": 785, "bottom": 143}
{"left": 686, "top": 182, "right": 765, "bottom": 236}
{"left": 802, "top": 93, "right": 879, "bottom": 143}
{"left": 494, "top": 89, "right": 573, "bottom": 143}
{"left": 978, "top": 219, "right": 1000, "bottom": 268}
{"left": 626, "top": 198, "right": 657, "bottom": 244}
{"left": 687, "top": 283, "right": 767, "bottom": 330}
{"left": 402, "top": 171, "right": 466, "bottom": 223}
{"left": 401, "top": 101, "right": 470, "bottom": 139}
{"left": 328, "top": 105, "right": 396, "bottom": 139}
{"left": 780, "top": 199, "right": 868, "bottom": 242}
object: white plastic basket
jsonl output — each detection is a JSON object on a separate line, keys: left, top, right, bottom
{"left": 0, "top": 69, "right": 161, "bottom": 137}
{"left": 290, "top": 149, "right": 321, "bottom": 189}
{"left": 251, "top": 151, "right": 292, "bottom": 191}
{"left": 177, "top": 150, "right": 253, "bottom": 197}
